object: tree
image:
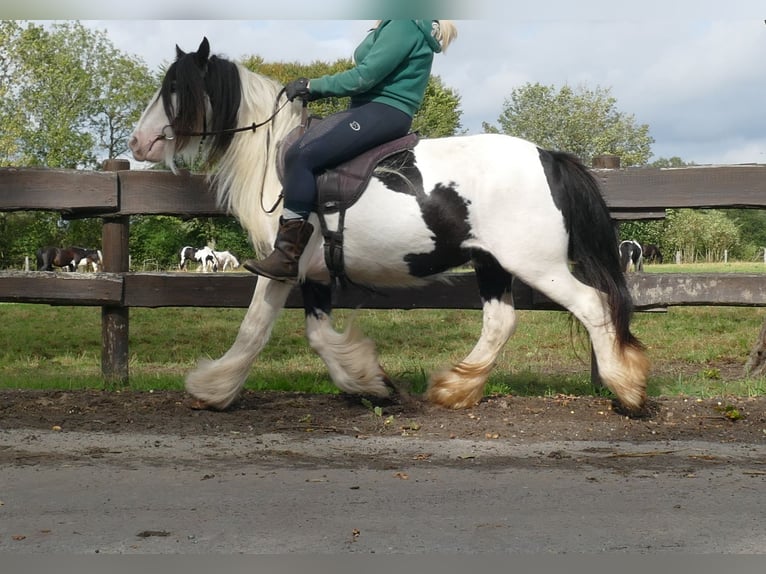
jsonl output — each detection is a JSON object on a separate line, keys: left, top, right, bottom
{"left": 0, "top": 20, "right": 156, "bottom": 167}
{"left": 0, "top": 20, "right": 157, "bottom": 269}
{"left": 484, "top": 82, "right": 654, "bottom": 167}
{"left": 241, "top": 56, "right": 463, "bottom": 138}
{"left": 664, "top": 209, "right": 741, "bottom": 263}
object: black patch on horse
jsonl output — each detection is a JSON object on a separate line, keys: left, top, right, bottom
{"left": 373, "top": 150, "right": 424, "bottom": 197}
{"left": 404, "top": 182, "right": 474, "bottom": 277}
{"left": 372, "top": 150, "right": 473, "bottom": 277}
{"left": 471, "top": 250, "right": 513, "bottom": 303}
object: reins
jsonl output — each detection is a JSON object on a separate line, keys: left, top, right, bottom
{"left": 151, "top": 86, "right": 310, "bottom": 216}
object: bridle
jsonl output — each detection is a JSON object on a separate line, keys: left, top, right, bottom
{"left": 147, "top": 87, "right": 310, "bottom": 215}
{"left": 153, "top": 87, "right": 293, "bottom": 145}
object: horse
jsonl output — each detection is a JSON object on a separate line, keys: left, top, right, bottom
{"left": 76, "top": 249, "right": 102, "bottom": 272}
{"left": 618, "top": 240, "right": 643, "bottom": 273}
{"left": 179, "top": 245, "right": 219, "bottom": 272}
{"left": 195, "top": 246, "right": 219, "bottom": 272}
{"left": 213, "top": 250, "right": 240, "bottom": 271}
{"left": 129, "top": 38, "right": 649, "bottom": 414}
{"left": 642, "top": 243, "right": 663, "bottom": 264}
{"left": 36, "top": 246, "right": 95, "bottom": 272}
{"left": 179, "top": 246, "right": 197, "bottom": 270}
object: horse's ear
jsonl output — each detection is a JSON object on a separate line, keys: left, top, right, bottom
{"left": 175, "top": 44, "right": 186, "bottom": 60}
{"left": 195, "top": 37, "right": 210, "bottom": 65}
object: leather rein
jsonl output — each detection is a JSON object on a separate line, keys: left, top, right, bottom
{"left": 150, "top": 88, "right": 310, "bottom": 215}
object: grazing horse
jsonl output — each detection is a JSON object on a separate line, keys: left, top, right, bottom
{"left": 213, "top": 250, "right": 240, "bottom": 271}
{"left": 619, "top": 240, "right": 643, "bottom": 273}
{"left": 76, "top": 249, "right": 102, "bottom": 272}
{"left": 179, "top": 246, "right": 197, "bottom": 270}
{"left": 179, "top": 245, "right": 218, "bottom": 272}
{"left": 642, "top": 243, "right": 663, "bottom": 264}
{"left": 129, "top": 38, "right": 649, "bottom": 414}
{"left": 195, "top": 246, "right": 219, "bottom": 272}
{"left": 36, "top": 246, "right": 97, "bottom": 272}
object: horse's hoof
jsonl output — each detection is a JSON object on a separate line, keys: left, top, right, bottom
{"left": 188, "top": 399, "right": 211, "bottom": 410}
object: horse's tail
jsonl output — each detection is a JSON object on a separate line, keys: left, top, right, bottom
{"left": 540, "top": 149, "right": 642, "bottom": 352}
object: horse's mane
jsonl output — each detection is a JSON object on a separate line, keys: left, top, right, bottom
{"left": 163, "top": 45, "right": 303, "bottom": 255}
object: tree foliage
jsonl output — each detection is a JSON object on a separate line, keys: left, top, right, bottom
{"left": 241, "top": 56, "right": 463, "bottom": 138}
{"left": 0, "top": 20, "right": 157, "bottom": 268}
{"left": 485, "top": 82, "right": 654, "bottom": 167}
{"left": 664, "top": 209, "right": 741, "bottom": 263}
{"left": 0, "top": 21, "right": 156, "bottom": 168}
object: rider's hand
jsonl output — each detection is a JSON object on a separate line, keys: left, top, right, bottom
{"left": 285, "top": 78, "right": 313, "bottom": 102}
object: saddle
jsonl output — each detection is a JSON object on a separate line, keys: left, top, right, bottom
{"left": 276, "top": 117, "right": 420, "bottom": 281}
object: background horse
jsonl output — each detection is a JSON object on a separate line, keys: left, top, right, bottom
{"left": 129, "top": 38, "right": 649, "bottom": 414}
{"left": 36, "top": 246, "right": 95, "bottom": 272}
{"left": 76, "top": 249, "right": 102, "bottom": 272}
{"left": 179, "top": 245, "right": 218, "bottom": 272}
{"left": 179, "top": 246, "right": 196, "bottom": 270}
{"left": 642, "top": 243, "right": 663, "bottom": 264}
{"left": 213, "top": 250, "right": 240, "bottom": 271}
{"left": 619, "top": 240, "right": 643, "bottom": 273}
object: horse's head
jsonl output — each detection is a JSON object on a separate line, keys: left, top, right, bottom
{"left": 129, "top": 37, "right": 242, "bottom": 170}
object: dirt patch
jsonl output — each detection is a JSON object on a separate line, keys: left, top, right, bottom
{"left": 1, "top": 389, "right": 764, "bottom": 445}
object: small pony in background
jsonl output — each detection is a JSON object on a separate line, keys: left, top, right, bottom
{"left": 179, "top": 245, "right": 219, "bottom": 272}
{"left": 213, "top": 250, "right": 240, "bottom": 271}
{"left": 641, "top": 243, "right": 663, "bottom": 264}
{"left": 619, "top": 240, "right": 643, "bottom": 273}
{"left": 76, "top": 249, "right": 102, "bottom": 272}
{"left": 195, "top": 246, "right": 218, "bottom": 272}
{"left": 179, "top": 246, "right": 197, "bottom": 271}
{"left": 36, "top": 246, "right": 100, "bottom": 272}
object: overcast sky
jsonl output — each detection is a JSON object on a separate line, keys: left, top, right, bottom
{"left": 11, "top": 0, "right": 766, "bottom": 165}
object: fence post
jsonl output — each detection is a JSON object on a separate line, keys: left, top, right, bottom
{"left": 101, "top": 158, "right": 131, "bottom": 386}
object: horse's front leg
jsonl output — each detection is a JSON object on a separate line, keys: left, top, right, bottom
{"left": 185, "top": 276, "right": 293, "bottom": 409}
{"left": 427, "top": 252, "right": 517, "bottom": 409}
{"left": 301, "top": 280, "right": 393, "bottom": 398}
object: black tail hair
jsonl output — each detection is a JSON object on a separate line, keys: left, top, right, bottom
{"left": 538, "top": 148, "right": 641, "bottom": 350}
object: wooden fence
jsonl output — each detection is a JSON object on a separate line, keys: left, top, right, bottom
{"left": 2, "top": 157, "right": 766, "bottom": 384}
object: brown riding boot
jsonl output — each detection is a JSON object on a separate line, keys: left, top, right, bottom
{"left": 243, "top": 217, "right": 314, "bottom": 281}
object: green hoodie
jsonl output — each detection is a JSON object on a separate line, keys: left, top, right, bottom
{"left": 308, "top": 20, "right": 442, "bottom": 118}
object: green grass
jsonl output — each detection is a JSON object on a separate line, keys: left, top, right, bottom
{"left": 643, "top": 261, "right": 766, "bottom": 274}
{"left": 2, "top": 296, "right": 766, "bottom": 400}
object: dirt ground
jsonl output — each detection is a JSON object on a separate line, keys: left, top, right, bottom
{"left": 2, "top": 388, "right": 765, "bottom": 446}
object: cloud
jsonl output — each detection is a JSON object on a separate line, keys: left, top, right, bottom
{"left": 84, "top": 14, "right": 766, "bottom": 165}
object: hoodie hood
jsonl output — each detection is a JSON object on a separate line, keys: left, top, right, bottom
{"left": 415, "top": 19, "right": 443, "bottom": 53}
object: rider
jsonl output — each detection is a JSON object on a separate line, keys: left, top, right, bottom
{"left": 243, "top": 19, "right": 457, "bottom": 281}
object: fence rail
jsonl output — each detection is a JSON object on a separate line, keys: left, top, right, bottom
{"left": 1, "top": 159, "right": 765, "bottom": 384}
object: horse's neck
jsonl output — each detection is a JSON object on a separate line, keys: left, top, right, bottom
{"left": 214, "top": 65, "right": 302, "bottom": 255}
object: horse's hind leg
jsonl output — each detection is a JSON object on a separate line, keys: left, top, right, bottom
{"left": 185, "top": 277, "right": 293, "bottom": 409}
{"left": 521, "top": 264, "right": 648, "bottom": 411}
{"left": 427, "top": 251, "right": 517, "bottom": 409}
{"left": 302, "top": 280, "right": 392, "bottom": 398}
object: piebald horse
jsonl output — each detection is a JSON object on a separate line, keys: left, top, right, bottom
{"left": 129, "top": 38, "right": 649, "bottom": 413}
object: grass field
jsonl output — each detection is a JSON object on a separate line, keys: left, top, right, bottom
{"left": 2, "top": 282, "right": 766, "bottom": 400}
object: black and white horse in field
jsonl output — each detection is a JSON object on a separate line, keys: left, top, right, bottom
{"left": 129, "top": 38, "right": 648, "bottom": 414}
{"left": 179, "top": 245, "right": 219, "bottom": 272}
{"left": 76, "top": 249, "right": 102, "bottom": 272}
{"left": 619, "top": 240, "right": 644, "bottom": 273}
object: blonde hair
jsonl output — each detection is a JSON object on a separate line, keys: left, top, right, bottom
{"left": 435, "top": 20, "right": 458, "bottom": 52}
{"left": 372, "top": 20, "right": 458, "bottom": 53}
